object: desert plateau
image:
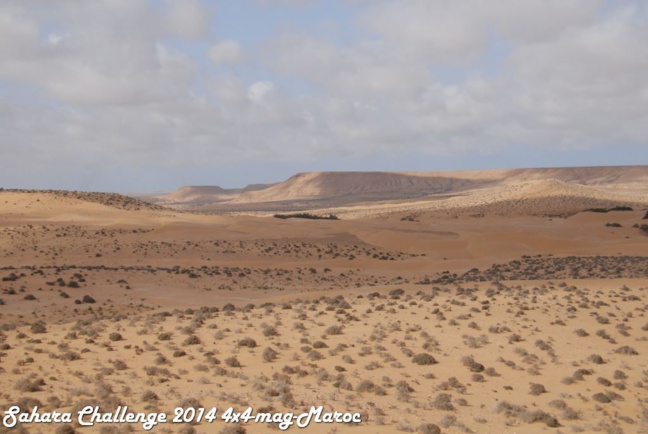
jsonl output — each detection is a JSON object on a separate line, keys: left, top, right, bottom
{"left": 0, "top": 166, "right": 647, "bottom": 434}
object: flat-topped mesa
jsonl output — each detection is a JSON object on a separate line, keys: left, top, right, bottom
{"left": 144, "top": 165, "right": 648, "bottom": 215}
{"left": 231, "top": 171, "right": 490, "bottom": 203}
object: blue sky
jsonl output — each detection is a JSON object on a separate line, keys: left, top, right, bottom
{"left": 0, "top": 0, "right": 646, "bottom": 192}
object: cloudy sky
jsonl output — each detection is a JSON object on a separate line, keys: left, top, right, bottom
{"left": 1, "top": 0, "right": 647, "bottom": 192}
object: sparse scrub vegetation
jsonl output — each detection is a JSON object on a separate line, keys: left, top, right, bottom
{"left": 0, "top": 200, "right": 646, "bottom": 434}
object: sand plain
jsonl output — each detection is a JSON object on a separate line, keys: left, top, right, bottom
{"left": 1, "top": 169, "right": 647, "bottom": 434}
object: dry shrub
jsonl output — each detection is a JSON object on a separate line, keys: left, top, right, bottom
{"left": 219, "top": 426, "right": 246, "bottom": 434}
{"left": 461, "top": 355, "right": 484, "bottom": 372}
{"left": 141, "top": 390, "right": 159, "bottom": 403}
{"left": 432, "top": 393, "right": 454, "bottom": 411}
{"left": 417, "top": 424, "right": 441, "bottom": 434}
{"left": 225, "top": 356, "right": 241, "bottom": 368}
{"left": 326, "top": 325, "right": 343, "bottom": 335}
{"left": 262, "top": 347, "right": 278, "bottom": 362}
{"left": 615, "top": 346, "right": 638, "bottom": 355}
{"left": 15, "top": 377, "right": 45, "bottom": 392}
{"left": 356, "top": 380, "right": 387, "bottom": 395}
{"left": 587, "top": 354, "right": 605, "bottom": 364}
{"left": 592, "top": 393, "right": 612, "bottom": 403}
{"left": 529, "top": 383, "right": 547, "bottom": 396}
{"left": 412, "top": 353, "right": 437, "bottom": 365}
{"left": 183, "top": 335, "right": 201, "bottom": 346}
{"left": 238, "top": 337, "right": 257, "bottom": 348}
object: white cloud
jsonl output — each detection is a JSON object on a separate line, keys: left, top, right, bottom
{"left": 209, "top": 40, "right": 246, "bottom": 64}
{"left": 164, "top": 0, "right": 209, "bottom": 39}
{"left": 0, "top": 0, "right": 646, "bottom": 190}
{"left": 247, "top": 81, "right": 276, "bottom": 104}
{"left": 0, "top": 1, "right": 197, "bottom": 105}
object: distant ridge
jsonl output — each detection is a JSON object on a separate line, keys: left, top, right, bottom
{"left": 231, "top": 171, "right": 488, "bottom": 203}
{"left": 0, "top": 188, "right": 165, "bottom": 212}
{"left": 149, "top": 183, "right": 275, "bottom": 206}
{"left": 146, "top": 166, "right": 648, "bottom": 216}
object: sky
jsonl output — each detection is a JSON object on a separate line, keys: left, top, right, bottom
{"left": 1, "top": 0, "right": 647, "bottom": 192}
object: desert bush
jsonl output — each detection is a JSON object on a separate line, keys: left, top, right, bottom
{"left": 356, "top": 380, "right": 386, "bottom": 395}
{"left": 597, "top": 377, "right": 612, "bottom": 386}
{"left": 588, "top": 354, "right": 605, "bottom": 364}
{"left": 432, "top": 393, "right": 454, "bottom": 411}
{"left": 326, "top": 325, "right": 343, "bottom": 335}
{"left": 262, "top": 326, "right": 278, "bottom": 337}
{"left": 47, "top": 396, "right": 62, "bottom": 408}
{"left": 273, "top": 213, "right": 339, "bottom": 220}
{"left": 30, "top": 322, "right": 47, "bottom": 334}
{"left": 606, "top": 391, "right": 623, "bottom": 401}
{"left": 177, "top": 425, "right": 197, "bottom": 434}
{"left": 529, "top": 383, "right": 546, "bottom": 396}
{"left": 16, "top": 397, "right": 42, "bottom": 411}
{"left": 412, "top": 353, "right": 437, "bottom": 365}
{"left": 15, "top": 377, "right": 45, "bottom": 392}
{"left": 237, "top": 337, "right": 257, "bottom": 348}
{"left": 562, "top": 407, "right": 580, "bottom": 420}
{"left": 592, "top": 392, "right": 612, "bottom": 403}
{"left": 55, "top": 424, "right": 77, "bottom": 434}
{"left": 561, "top": 376, "right": 576, "bottom": 385}
{"left": 177, "top": 397, "right": 203, "bottom": 410}
{"left": 548, "top": 399, "right": 567, "bottom": 409}
{"left": 108, "top": 332, "right": 123, "bottom": 342}
{"left": 194, "top": 364, "right": 209, "bottom": 372}
{"left": 219, "top": 426, "right": 247, "bottom": 434}
{"left": 183, "top": 335, "right": 201, "bottom": 346}
{"left": 154, "top": 354, "right": 169, "bottom": 365}
{"left": 508, "top": 333, "right": 522, "bottom": 343}
{"left": 225, "top": 356, "right": 241, "bottom": 368}
{"left": 615, "top": 345, "right": 638, "bottom": 355}
{"left": 461, "top": 355, "right": 484, "bottom": 372}
{"left": 396, "top": 380, "right": 413, "bottom": 401}
{"left": 262, "top": 347, "right": 278, "bottom": 362}
{"left": 307, "top": 350, "right": 324, "bottom": 361}
{"left": 521, "top": 410, "right": 559, "bottom": 427}
{"left": 572, "top": 368, "right": 593, "bottom": 381}
{"left": 112, "top": 360, "right": 128, "bottom": 370}
{"left": 141, "top": 390, "right": 159, "bottom": 403}
{"left": 613, "top": 370, "right": 627, "bottom": 380}
{"left": 417, "top": 423, "right": 441, "bottom": 434}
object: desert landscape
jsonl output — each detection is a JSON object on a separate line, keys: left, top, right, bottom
{"left": 1, "top": 166, "right": 647, "bottom": 434}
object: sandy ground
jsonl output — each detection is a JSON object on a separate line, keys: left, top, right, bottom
{"left": 1, "top": 189, "right": 647, "bottom": 433}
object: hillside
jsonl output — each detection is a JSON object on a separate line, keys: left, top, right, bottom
{"left": 148, "top": 166, "right": 648, "bottom": 216}
{"left": 1, "top": 188, "right": 166, "bottom": 212}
